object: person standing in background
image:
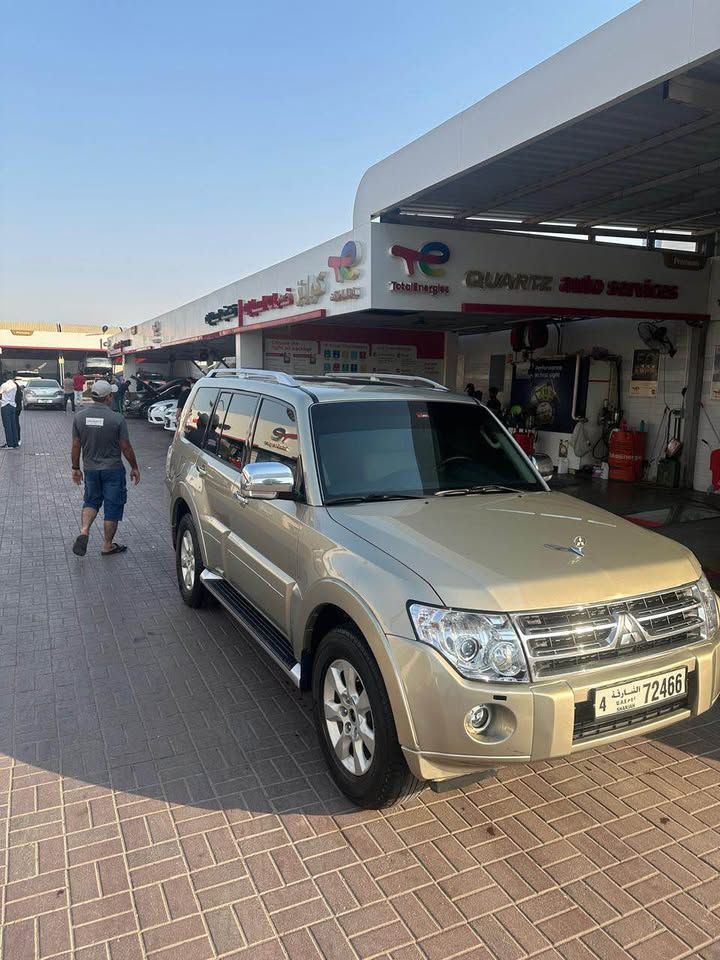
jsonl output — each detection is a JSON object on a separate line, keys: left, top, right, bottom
{"left": 12, "top": 372, "right": 23, "bottom": 447}
{"left": 72, "top": 370, "right": 86, "bottom": 407}
{"left": 63, "top": 373, "right": 76, "bottom": 411}
{"left": 0, "top": 375, "right": 19, "bottom": 448}
{"left": 486, "top": 386, "right": 503, "bottom": 417}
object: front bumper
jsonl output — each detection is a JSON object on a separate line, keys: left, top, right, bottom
{"left": 389, "top": 633, "right": 720, "bottom": 782}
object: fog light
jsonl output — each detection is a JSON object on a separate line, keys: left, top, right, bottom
{"left": 466, "top": 704, "right": 492, "bottom": 733}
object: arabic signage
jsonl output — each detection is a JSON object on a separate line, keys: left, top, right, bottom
{"left": 330, "top": 287, "right": 362, "bottom": 301}
{"left": 205, "top": 304, "right": 239, "bottom": 326}
{"left": 239, "top": 290, "right": 295, "bottom": 322}
{"left": 295, "top": 273, "right": 327, "bottom": 306}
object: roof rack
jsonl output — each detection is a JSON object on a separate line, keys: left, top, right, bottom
{"left": 205, "top": 368, "right": 298, "bottom": 386}
{"left": 297, "top": 373, "right": 449, "bottom": 391}
{"left": 205, "top": 368, "right": 449, "bottom": 392}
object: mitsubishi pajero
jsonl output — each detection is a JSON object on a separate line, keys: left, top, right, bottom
{"left": 166, "top": 370, "right": 720, "bottom": 807}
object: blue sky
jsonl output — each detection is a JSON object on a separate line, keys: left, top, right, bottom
{"left": 1, "top": 0, "right": 637, "bottom": 327}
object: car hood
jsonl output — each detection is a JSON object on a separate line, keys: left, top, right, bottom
{"left": 327, "top": 491, "right": 701, "bottom": 612}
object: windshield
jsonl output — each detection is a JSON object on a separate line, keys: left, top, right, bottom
{"left": 311, "top": 400, "right": 543, "bottom": 502}
{"left": 29, "top": 379, "right": 60, "bottom": 388}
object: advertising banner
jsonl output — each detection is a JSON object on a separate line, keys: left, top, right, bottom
{"left": 630, "top": 349, "right": 660, "bottom": 398}
{"left": 510, "top": 357, "right": 583, "bottom": 433}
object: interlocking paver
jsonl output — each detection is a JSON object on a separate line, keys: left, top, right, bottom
{"left": 1, "top": 411, "right": 720, "bottom": 958}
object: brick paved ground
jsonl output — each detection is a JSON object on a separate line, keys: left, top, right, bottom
{"left": 1, "top": 409, "right": 720, "bottom": 960}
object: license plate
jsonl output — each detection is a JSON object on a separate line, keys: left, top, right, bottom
{"left": 38, "top": 398, "right": 52, "bottom": 403}
{"left": 594, "top": 667, "right": 687, "bottom": 718}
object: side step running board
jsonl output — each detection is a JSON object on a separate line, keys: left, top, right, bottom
{"left": 200, "top": 570, "right": 301, "bottom": 687}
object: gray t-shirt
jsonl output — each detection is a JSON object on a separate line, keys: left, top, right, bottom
{"left": 73, "top": 403, "right": 129, "bottom": 471}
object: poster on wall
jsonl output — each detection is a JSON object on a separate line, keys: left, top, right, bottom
{"left": 712, "top": 346, "right": 720, "bottom": 401}
{"left": 370, "top": 343, "right": 419, "bottom": 375}
{"left": 510, "top": 357, "right": 586, "bottom": 433}
{"left": 630, "top": 349, "right": 660, "bottom": 398}
{"left": 320, "top": 341, "right": 370, "bottom": 374}
{"left": 264, "top": 338, "right": 319, "bottom": 375}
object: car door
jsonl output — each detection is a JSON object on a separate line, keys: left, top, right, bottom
{"left": 222, "top": 396, "right": 303, "bottom": 635}
{"left": 199, "top": 390, "right": 257, "bottom": 574}
{"left": 174, "top": 384, "right": 223, "bottom": 569}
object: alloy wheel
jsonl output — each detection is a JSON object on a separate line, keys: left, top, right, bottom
{"left": 180, "top": 530, "right": 195, "bottom": 591}
{"left": 323, "top": 658, "right": 375, "bottom": 776}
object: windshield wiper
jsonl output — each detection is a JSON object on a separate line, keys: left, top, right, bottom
{"left": 434, "top": 484, "right": 525, "bottom": 497}
{"left": 325, "top": 493, "right": 426, "bottom": 505}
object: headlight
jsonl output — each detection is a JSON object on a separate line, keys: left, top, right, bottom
{"left": 408, "top": 604, "right": 528, "bottom": 682}
{"left": 697, "top": 574, "right": 719, "bottom": 639}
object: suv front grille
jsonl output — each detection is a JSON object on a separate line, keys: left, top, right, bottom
{"left": 512, "top": 584, "right": 705, "bottom": 679}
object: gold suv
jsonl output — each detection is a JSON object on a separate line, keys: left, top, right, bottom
{"left": 166, "top": 370, "right": 720, "bottom": 808}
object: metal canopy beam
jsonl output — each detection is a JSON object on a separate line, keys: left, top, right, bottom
{"left": 523, "top": 156, "right": 720, "bottom": 225}
{"left": 451, "top": 112, "right": 720, "bottom": 223}
{"left": 380, "top": 212, "right": 700, "bottom": 244}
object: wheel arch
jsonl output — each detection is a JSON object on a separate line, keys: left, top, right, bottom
{"left": 300, "top": 584, "right": 418, "bottom": 750}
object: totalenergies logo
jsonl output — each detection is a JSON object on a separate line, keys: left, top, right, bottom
{"left": 390, "top": 241, "right": 450, "bottom": 277}
{"left": 328, "top": 240, "right": 361, "bottom": 282}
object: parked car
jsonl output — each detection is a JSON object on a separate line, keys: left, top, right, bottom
{"left": 166, "top": 370, "right": 720, "bottom": 808}
{"left": 126, "top": 378, "right": 191, "bottom": 418}
{"left": 147, "top": 399, "right": 177, "bottom": 425}
{"left": 23, "top": 378, "right": 66, "bottom": 409}
{"left": 163, "top": 408, "right": 177, "bottom": 432}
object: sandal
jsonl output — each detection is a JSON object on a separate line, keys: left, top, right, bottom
{"left": 72, "top": 534, "right": 89, "bottom": 557}
{"left": 101, "top": 543, "right": 128, "bottom": 557}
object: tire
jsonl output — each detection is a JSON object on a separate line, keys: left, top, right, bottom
{"left": 312, "top": 625, "right": 421, "bottom": 808}
{"left": 175, "top": 514, "right": 208, "bottom": 608}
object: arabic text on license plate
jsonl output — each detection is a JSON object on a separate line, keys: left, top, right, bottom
{"left": 594, "top": 668, "right": 687, "bottom": 718}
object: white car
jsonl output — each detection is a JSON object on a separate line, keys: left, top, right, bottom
{"left": 163, "top": 409, "right": 177, "bottom": 431}
{"left": 147, "top": 399, "right": 176, "bottom": 425}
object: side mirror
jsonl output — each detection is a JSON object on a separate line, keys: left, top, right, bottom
{"left": 533, "top": 453, "right": 554, "bottom": 481}
{"left": 240, "top": 462, "right": 294, "bottom": 500}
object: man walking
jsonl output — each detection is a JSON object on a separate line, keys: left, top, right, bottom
{"left": 71, "top": 380, "right": 140, "bottom": 557}
{"left": 72, "top": 370, "right": 86, "bottom": 407}
{"left": 63, "top": 373, "right": 76, "bottom": 411}
{"left": 12, "top": 372, "right": 23, "bottom": 446}
{"left": 0, "top": 375, "right": 19, "bottom": 448}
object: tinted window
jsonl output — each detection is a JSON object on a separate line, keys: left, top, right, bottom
{"left": 217, "top": 392, "right": 258, "bottom": 469}
{"left": 182, "top": 387, "right": 219, "bottom": 448}
{"left": 31, "top": 380, "right": 60, "bottom": 388}
{"left": 311, "top": 400, "right": 543, "bottom": 501}
{"left": 204, "top": 393, "right": 229, "bottom": 455}
{"left": 250, "top": 399, "right": 299, "bottom": 479}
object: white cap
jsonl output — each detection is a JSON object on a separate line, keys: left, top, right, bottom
{"left": 91, "top": 380, "right": 118, "bottom": 397}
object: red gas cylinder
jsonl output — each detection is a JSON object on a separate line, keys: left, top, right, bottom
{"left": 513, "top": 431, "right": 534, "bottom": 456}
{"left": 608, "top": 430, "right": 646, "bottom": 482}
{"left": 710, "top": 448, "right": 720, "bottom": 491}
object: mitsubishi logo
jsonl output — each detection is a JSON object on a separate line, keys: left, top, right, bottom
{"left": 614, "top": 612, "right": 645, "bottom": 648}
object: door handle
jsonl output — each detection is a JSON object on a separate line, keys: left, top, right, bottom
{"left": 196, "top": 461, "right": 207, "bottom": 476}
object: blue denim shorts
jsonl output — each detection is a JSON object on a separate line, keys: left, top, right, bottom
{"left": 83, "top": 468, "right": 127, "bottom": 521}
